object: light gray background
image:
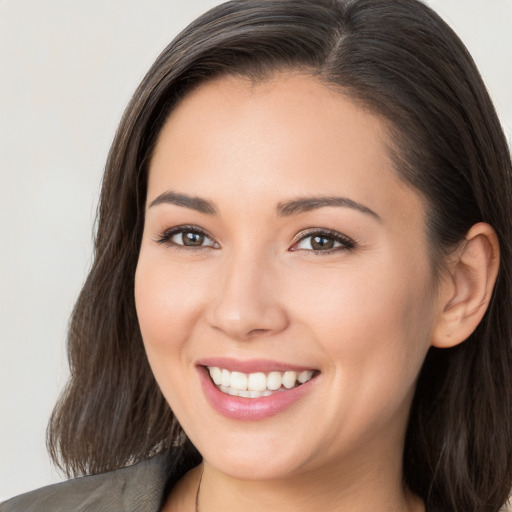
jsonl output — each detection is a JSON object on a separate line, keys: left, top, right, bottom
{"left": 1, "top": 0, "right": 511, "bottom": 501}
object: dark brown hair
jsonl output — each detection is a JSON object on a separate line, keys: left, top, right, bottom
{"left": 47, "top": 1, "right": 512, "bottom": 510}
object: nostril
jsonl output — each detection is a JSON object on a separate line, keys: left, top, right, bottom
{"left": 246, "top": 328, "right": 271, "bottom": 337}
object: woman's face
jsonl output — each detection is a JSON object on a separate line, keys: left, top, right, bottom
{"left": 135, "top": 73, "right": 442, "bottom": 481}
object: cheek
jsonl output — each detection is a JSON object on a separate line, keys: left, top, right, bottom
{"left": 288, "top": 253, "right": 436, "bottom": 401}
{"left": 134, "top": 249, "right": 211, "bottom": 384}
{"left": 292, "top": 257, "right": 434, "bottom": 341}
{"left": 134, "top": 251, "right": 211, "bottom": 425}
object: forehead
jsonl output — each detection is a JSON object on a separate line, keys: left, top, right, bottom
{"left": 147, "top": 72, "right": 425, "bottom": 229}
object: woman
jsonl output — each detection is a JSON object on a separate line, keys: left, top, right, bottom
{"left": 2, "top": 0, "right": 511, "bottom": 511}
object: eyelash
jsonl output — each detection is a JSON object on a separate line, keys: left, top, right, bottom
{"left": 155, "top": 225, "right": 218, "bottom": 250}
{"left": 290, "top": 229, "right": 356, "bottom": 255}
{"left": 155, "top": 226, "right": 356, "bottom": 254}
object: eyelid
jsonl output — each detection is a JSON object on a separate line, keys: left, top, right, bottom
{"left": 154, "top": 224, "right": 219, "bottom": 249}
{"left": 153, "top": 225, "right": 354, "bottom": 253}
{"left": 289, "top": 228, "right": 356, "bottom": 253}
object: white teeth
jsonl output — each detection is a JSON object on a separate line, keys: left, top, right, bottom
{"left": 210, "top": 367, "right": 222, "bottom": 385}
{"left": 298, "top": 370, "right": 314, "bottom": 384}
{"left": 248, "top": 372, "right": 267, "bottom": 391}
{"left": 230, "top": 371, "right": 248, "bottom": 390}
{"left": 282, "top": 371, "right": 297, "bottom": 389}
{"left": 207, "top": 366, "right": 316, "bottom": 398}
{"left": 267, "top": 371, "right": 282, "bottom": 391}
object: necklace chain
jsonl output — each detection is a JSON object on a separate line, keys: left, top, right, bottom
{"left": 194, "top": 466, "right": 203, "bottom": 512}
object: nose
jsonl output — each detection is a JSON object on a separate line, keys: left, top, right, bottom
{"left": 206, "top": 248, "right": 289, "bottom": 341}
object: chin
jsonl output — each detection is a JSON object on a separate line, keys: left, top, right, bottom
{"left": 189, "top": 428, "right": 313, "bottom": 481}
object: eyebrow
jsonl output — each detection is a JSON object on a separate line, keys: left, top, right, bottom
{"left": 149, "top": 191, "right": 217, "bottom": 215}
{"left": 149, "top": 190, "right": 380, "bottom": 221}
{"left": 277, "top": 196, "right": 381, "bottom": 220}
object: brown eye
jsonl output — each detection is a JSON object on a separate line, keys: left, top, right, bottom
{"left": 310, "top": 235, "right": 335, "bottom": 250}
{"left": 292, "top": 230, "right": 356, "bottom": 253}
{"left": 182, "top": 231, "right": 205, "bottom": 246}
{"left": 158, "top": 227, "right": 218, "bottom": 248}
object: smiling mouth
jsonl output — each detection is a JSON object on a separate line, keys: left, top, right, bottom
{"left": 206, "top": 366, "right": 319, "bottom": 399}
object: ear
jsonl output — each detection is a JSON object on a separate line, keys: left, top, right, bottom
{"left": 432, "top": 222, "right": 500, "bottom": 348}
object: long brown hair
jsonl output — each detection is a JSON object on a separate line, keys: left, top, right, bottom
{"left": 47, "top": 1, "right": 512, "bottom": 510}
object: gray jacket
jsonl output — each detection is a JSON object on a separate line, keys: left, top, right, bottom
{"left": 0, "top": 451, "right": 197, "bottom": 512}
{"left": 1, "top": 450, "right": 447, "bottom": 512}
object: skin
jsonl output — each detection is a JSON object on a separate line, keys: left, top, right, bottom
{"left": 134, "top": 73, "right": 492, "bottom": 511}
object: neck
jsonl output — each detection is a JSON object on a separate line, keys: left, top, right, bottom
{"left": 195, "top": 455, "right": 424, "bottom": 512}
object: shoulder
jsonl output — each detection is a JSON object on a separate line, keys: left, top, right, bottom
{"left": 0, "top": 452, "right": 187, "bottom": 512}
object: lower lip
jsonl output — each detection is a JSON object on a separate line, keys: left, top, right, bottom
{"left": 198, "top": 366, "right": 317, "bottom": 421}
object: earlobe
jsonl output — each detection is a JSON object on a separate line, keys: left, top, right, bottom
{"left": 432, "top": 223, "right": 500, "bottom": 349}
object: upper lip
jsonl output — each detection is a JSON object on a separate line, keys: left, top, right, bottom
{"left": 196, "top": 357, "right": 318, "bottom": 374}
